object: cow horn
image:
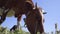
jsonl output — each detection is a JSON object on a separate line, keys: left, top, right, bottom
{"left": 35, "top": 2, "right": 37, "bottom": 9}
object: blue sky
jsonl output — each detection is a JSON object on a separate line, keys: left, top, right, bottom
{"left": 1, "top": 0, "right": 60, "bottom": 33}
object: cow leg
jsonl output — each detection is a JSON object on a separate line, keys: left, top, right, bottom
{"left": 17, "top": 14, "right": 22, "bottom": 30}
{"left": 0, "top": 8, "right": 10, "bottom": 25}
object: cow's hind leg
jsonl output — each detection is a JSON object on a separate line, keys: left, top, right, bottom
{"left": 0, "top": 8, "right": 10, "bottom": 24}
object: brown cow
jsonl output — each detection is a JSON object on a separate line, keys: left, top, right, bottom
{"left": 24, "top": 5, "right": 46, "bottom": 34}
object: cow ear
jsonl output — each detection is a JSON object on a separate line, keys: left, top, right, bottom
{"left": 43, "top": 12, "right": 47, "bottom": 14}
{"left": 42, "top": 9, "right": 47, "bottom": 14}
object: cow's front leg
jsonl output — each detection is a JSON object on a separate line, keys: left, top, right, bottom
{"left": 17, "top": 14, "right": 22, "bottom": 30}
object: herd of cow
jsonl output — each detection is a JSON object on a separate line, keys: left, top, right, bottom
{"left": 0, "top": 0, "right": 47, "bottom": 34}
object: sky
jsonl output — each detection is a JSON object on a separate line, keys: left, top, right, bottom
{"left": 1, "top": 0, "right": 60, "bottom": 33}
